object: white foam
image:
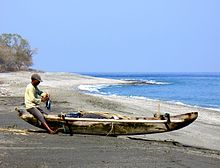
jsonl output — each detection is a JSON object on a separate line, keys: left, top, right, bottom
{"left": 129, "top": 96, "right": 147, "bottom": 100}
{"left": 202, "top": 107, "right": 220, "bottom": 112}
{"left": 167, "top": 100, "right": 220, "bottom": 112}
{"left": 146, "top": 80, "right": 170, "bottom": 85}
{"left": 167, "top": 100, "right": 187, "bottom": 106}
{"left": 124, "top": 79, "right": 171, "bottom": 85}
{"left": 78, "top": 84, "right": 110, "bottom": 93}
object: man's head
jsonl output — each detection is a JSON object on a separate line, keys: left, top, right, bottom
{"left": 31, "top": 73, "right": 42, "bottom": 86}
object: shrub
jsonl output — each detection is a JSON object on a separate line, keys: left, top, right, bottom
{"left": 0, "top": 33, "right": 37, "bottom": 72}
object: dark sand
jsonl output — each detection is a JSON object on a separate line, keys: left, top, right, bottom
{"left": 0, "top": 97, "right": 220, "bottom": 168}
{"left": 0, "top": 72, "right": 220, "bottom": 168}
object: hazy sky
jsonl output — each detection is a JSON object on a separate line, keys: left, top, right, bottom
{"left": 2, "top": 0, "right": 220, "bottom": 72}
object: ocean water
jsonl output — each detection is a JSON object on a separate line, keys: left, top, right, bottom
{"left": 79, "top": 72, "right": 220, "bottom": 110}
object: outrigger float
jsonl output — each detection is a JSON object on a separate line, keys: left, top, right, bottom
{"left": 16, "top": 108, "right": 198, "bottom": 136}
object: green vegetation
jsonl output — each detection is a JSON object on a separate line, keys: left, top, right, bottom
{"left": 0, "top": 33, "right": 36, "bottom": 72}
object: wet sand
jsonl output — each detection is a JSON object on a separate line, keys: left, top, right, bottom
{"left": 0, "top": 71, "right": 220, "bottom": 167}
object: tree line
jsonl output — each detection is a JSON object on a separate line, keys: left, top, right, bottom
{"left": 0, "top": 33, "right": 36, "bottom": 72}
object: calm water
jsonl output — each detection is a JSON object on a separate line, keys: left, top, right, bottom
{"left": 79, "top": 72, "right": 220, "bottom": 110}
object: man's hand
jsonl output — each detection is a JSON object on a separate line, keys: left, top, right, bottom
{"left": 41, "top": 96, "right": 48, "bottom": 102}
{"left": 41, "top": 93, "right": 49, "bottom": 102}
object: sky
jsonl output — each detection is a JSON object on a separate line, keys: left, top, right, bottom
{"left": 1, "top": 0, "right": 220, "bottom": 72}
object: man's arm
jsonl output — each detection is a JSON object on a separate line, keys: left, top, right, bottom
{"left": 36, "top": 87, "right": 44, "bottom": 96}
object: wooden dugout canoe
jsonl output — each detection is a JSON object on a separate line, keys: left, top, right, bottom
{"left": 16, "top": 109, "right": 198, "bottom": 135}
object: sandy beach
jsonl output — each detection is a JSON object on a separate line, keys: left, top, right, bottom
{"left": 0, "top": 71, "right": 220, "bottom": 168}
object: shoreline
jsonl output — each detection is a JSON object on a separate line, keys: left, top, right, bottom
{"left": 77, "top": 75, "right": 220, "bottom": 113}
{"left": 78, "top": 84, "right": 220, "bottom": 113}
{"left": 0, "top": 71, "right": 220, "bottom": 167}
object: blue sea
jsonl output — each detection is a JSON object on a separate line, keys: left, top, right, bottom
{"left": 79, "top": 72, "right": 220, "bottom": 111}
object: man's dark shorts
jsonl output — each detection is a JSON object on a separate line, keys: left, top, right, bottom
{"left": 27, "top": 107, "right": 48, "bottom": 124}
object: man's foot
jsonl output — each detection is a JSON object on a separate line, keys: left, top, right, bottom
{"left": 48, "top": 128, "right": 61, "bottom": 134}
{"left": 48, "top": 130, "right": 56, "bottom": 134}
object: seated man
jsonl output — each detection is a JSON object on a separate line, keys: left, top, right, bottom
{"left": 25, "top": 73, "right": 54, "bottom": 134}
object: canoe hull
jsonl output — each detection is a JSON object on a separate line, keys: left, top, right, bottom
{"left": 16, "top": 110, "right": 198, "bottom": 135}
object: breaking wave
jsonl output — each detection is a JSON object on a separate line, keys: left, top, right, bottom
{"left": 78, "top": 84, "right": 110, "bottom": 94}
{"left": 124, "top": 79, "right": 171, "bottom": 85}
